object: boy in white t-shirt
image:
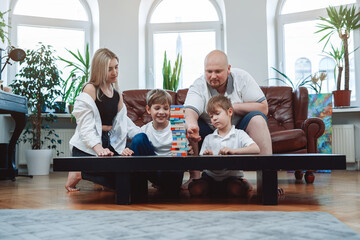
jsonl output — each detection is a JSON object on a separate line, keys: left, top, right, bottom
{"left": 188, "top": 95, "right": 260, "bottom": 198}
{"left": 130, "top": 89, "right": 184, "bottom": 195}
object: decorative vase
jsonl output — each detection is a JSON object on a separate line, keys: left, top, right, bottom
{"left": 332, "top": 90, "right": 351, "bottom": 107}
{"left": 68, "top": 104, "right": 74, "bottom": 113}
{"left": 25, "top": 149, "right": 52, "bottom": 175}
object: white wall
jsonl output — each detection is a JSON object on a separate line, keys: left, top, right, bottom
{"left": 98, "top": 0, "right": 141, "bottom": 90}
{"left": 224, "top": 0, "right": 269, "bottom": 86}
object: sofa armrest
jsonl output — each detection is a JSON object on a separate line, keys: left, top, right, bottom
{"left": 301, "top": 117, "right": 325, "bottom": 153}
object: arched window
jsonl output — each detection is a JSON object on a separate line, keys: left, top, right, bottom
{"left": 147, "top": 0, "right": 224, "bottom": 89}
{"left": 277, "top": 0, "right": 359, "bottom": 103}
{"left": 295, "top": 57, "right": 311, "bottom": 83}
{"left": 9, "top": 0, "right": 92, "bottom": 85}
{"left": 319, "top": 57, "right": 336, "bottom": 93}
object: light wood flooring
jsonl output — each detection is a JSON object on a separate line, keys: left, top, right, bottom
{"left": 0, "top": 170, "right": 359, "bottom": 233}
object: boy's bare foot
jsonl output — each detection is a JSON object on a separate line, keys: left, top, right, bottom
{"left": 65, "top": 172, "right": 82, "bottom": 192}
{"left": 181, "top": 177, "right": 195, "bottom": 190}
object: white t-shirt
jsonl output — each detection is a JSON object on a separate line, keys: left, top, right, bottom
{"left": 141, "top": 121, "right": 173, "bottom": 156}
{"left": 184, "top": 68, "right": 266, "bottom": 129}
{"left": 200, "top": 126, "right": 255, "bottom": 181}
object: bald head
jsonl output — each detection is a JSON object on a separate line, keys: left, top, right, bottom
{"left": 204, "top": 50, "right": 231, "bottom": 93}
{"left": 204, "top": 50, "right": 229, "bottom": 68}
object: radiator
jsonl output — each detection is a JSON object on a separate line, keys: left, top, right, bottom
{"left": 332, "top": 124, "right": 355, "bottom": 163}
{"left": 17, "top": 129, "right": 75, "bottom": 165}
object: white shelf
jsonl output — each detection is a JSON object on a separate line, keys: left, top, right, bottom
{"left": 333, "top": 107, "right": 360, "bottom": 113}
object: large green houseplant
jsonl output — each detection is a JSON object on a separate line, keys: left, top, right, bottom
{"left": 162, "top": 51, "right": 182, "bottom": 91}
{"left": 316, "top": 5, "right": 360, "bottom": 106}
{"left": 10, "top": 43, "right": 62, "bottom": 155}
{"left": 0, "top": 9, "right": 11, "bottom": 44}
{"left": 59, "top": 43, "right": 90, "bottom": 112}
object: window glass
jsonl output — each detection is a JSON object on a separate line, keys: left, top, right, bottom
{"left": 153, "top": 31, "right": 216, "bottom": 89}
{"left": 17, "top": 26, "right": 85, "bottom": 99}
{"left": 14, "top": 0, "right": 88, "bottom": 21}
{"left": 283, "top": 20, "right": 355, "bottom": 94}
{"left": 295, "top": 58, "right": 312, "bottom": 82}
{"left": 281, "top": 0, "right": 356, "bottom": 14}
{"left": 151, "top": 0, "right": 218, "bottom": 23}
{"left": 319, "top": 57, "right": 336, "bottom": 94}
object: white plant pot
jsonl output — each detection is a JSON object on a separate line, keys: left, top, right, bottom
{"left": 25, "top": 149, "right": 52, "bottom": 175}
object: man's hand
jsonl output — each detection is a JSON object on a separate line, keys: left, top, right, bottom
{"left": 187, "top": 125, "right": 201, "bottom": 142}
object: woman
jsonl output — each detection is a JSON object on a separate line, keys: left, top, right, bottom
{"left": 65, "top": 48, "right": 140, "bottom": 191}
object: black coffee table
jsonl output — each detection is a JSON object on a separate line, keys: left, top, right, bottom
{"left": 54, "top": 154, "right": 346, "bottom": 205}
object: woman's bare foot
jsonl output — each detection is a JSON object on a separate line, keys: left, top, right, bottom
{"left": 65, "top": 172, "right": 82, "bottom": 192}
{"left": 278, "top": 187, "right": 285, "bottom": 198}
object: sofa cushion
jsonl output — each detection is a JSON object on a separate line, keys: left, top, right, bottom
{"left": 271, "top": 129, "right": 307, "bottom": 153}
{"left": 262, "top": 86, "right": 295, "bottom": 133}
{"left": 176, "top": 89, "right": 188, "bottom": 105}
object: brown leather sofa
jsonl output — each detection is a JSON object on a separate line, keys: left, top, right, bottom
{"left": 123, "top": 86, "right": 325, "bottom": 183}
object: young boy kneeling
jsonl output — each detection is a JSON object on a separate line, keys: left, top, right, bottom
{"left": 130, "top": 89, "right": 184, "bottom": 196}
{"left": 188, "top": 95, "right": 260, "bottom": 198}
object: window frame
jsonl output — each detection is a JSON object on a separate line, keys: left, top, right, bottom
{"left": 146, "top": 0, "right": 224, "bottom": 89}
{"left": 8, "top": 0, "right": 92, "bottom": 85}
{"left": 276, "top": 0, "right": 360, "bottom": 105}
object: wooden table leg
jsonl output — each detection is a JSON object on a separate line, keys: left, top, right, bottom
{"left": 116, "top": 173, "right": 131, "bottom": 205}
{"left": 257, "top": 170, "right": 278, "bottom": 205}
{"left": 131, "top": 172, "right": 148, "bottom": 203}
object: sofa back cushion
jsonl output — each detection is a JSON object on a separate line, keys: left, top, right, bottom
{"left": 122, "top": 89, "right": 176, "bottom": 127}
{"left": 122, "top": 86, "right": 306, "bottom": 133}
{"left": 261, "top": 86, "right": 295, "bottom": 133}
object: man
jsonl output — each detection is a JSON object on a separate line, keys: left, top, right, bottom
{"left": 183, "top": 50, "right": 272, "bottom": 189}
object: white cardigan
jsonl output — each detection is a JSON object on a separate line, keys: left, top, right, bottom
{"left": 69, "top": 92, "right": 141, "bottom": 155}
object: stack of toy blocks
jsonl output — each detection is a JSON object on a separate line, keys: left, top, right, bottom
{"left": 170, "top": 105, "right": 188, "bottom": 156}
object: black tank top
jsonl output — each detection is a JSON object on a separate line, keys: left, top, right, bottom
{"left": 95, "top": 88, "right": 119, "bottom": 126}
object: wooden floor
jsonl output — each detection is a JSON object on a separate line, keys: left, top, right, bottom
{"left": 0, "top": 170, "right": 359, "bottom": 233}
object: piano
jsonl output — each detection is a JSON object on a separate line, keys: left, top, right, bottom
{"left": 0, "top": 90, "right": 27, "bottom": 180}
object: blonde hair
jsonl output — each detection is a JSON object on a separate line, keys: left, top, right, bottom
{"left": 146, "top": 89, "right": 172, "bottom": 107}
{"left": 207, "top": 94, "right": 233, "bottom": 114}
{"left": 88, "top": 48, "right": 119, "bottom": 100}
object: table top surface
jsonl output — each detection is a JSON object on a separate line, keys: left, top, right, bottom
{"left": 54, "top": 153, "right": 346, "bottom": 172}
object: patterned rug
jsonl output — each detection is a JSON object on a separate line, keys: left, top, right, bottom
{"left": 0, "top": 210, "right": 359, "bottom": 240}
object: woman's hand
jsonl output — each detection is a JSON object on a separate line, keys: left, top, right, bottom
{"left": 121, "top": 147, "right": 134, "bottom": 156}
{"left": 93, "top": 144, "right": 114, "bottom": 156}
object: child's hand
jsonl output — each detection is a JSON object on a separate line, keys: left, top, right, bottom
{"left": 188, "top": 145, "right": 194, "bottom": 155}
{"left": 203, "top": 149, "right": 213, "bottom": 155}
{"left": 121, "top": 148, "right": 134, "bottom": 156}
{"left": 218, "top": 147, "right": 233, "bottom": 155}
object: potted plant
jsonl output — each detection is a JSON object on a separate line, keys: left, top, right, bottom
{"left": 59, "top": 43, "right": 90, "bottom": 115}
{"left": 0, "top": 9, "right": 11, "bottom": 45}
{"left": 321, "top": 44, "right": 344, "bottom": 92}
{"left": 162, "top": 51, "right": 182, "bottom": 91}
{"left": 269, "top": 67, "right": 325, "bottom": 93}
{"left": 316, "top": 5, "right": 360, "bottom": 106}
{"left": 9, "top": 43, "right": 62, "bottom": 175}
